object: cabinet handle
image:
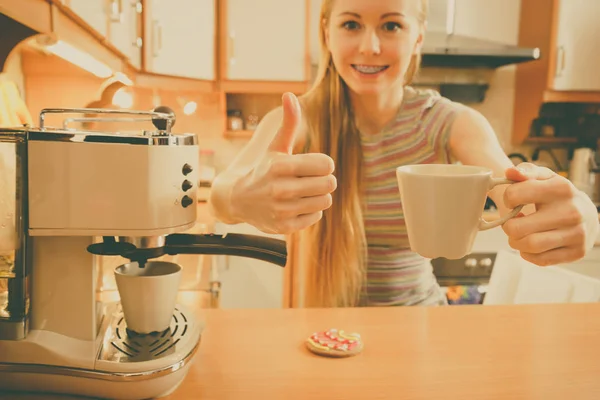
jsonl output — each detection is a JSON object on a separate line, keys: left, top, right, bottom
{"left": 152, "top": 20, "right": 163, "bottom": 58}
{"left": 132, "top": 0, "right": 142, "bottom": 13}
{"left": 109, "top": 0, "right": 123, "bottom": 23}
{"left": 228, "top": 30, "right": 236, "bottom": 66}
{"left": 131, "top": 1, "right": 142, "bottom": 49}
{"left": 133, "top": 37, "right": 143, "bottom": 48}
{"left": 555, "top": 46, "right": 566, "bottom": 77}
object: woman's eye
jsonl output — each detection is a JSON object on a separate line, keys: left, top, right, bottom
{"left": 342, "top": 21, "right": 361, "bottom": 30}
{"left": 382, "top": 21, "right": 402, "bottom": 32}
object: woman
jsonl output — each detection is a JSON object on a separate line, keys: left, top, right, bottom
{"left": 210, "top": 0, "right": 599, "bottom": 307}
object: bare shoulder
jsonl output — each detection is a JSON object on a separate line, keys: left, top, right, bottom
{"left": 453, "top": 105, "right": 491, "bottom": 127}
{"left": 447, "top": 103, "right": 512, "bottom": 173}
{"left": 448, "top": 105, "right": 498, "bottom": 149}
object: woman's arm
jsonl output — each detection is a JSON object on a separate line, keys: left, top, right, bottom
{"left": 447, "top": 106, "right": 599, "bottom": 265}
{"left": 447, "top": 106, "right": 532, "bottom": 216}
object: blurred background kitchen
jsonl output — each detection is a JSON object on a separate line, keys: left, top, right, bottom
{"left": 1, "top": 0, "right": 599, "bottom": 309}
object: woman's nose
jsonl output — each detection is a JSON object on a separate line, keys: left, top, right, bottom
{"left": 359, "top": 29, "right": 381, "bottom": 55}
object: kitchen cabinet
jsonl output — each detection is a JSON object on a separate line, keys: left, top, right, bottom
{"left": 551, "top": 0, "right": 600, "bottom": 91}
{"left": 426, "top": 0, "right": 521, "bottom": 45}
{"left": 66, "top": 0, "right": 109, "bottom": 37}
{"left": 144, "top": 0, "right": 216, "bottom": 80}
{"left": 308, "top": 0, "right": 322, "bottom": 69}
{"left": 512, "top": 0, "right": 600, "bottom": 145}
{"left": 221, "top": 0, "right": 310, "bottom": 92}
{"left": 108, "top": 0, "right": 143, "bottom": 69}
{"left": 425, "top": 0, "right": 448, "bottom": 33}
{"left": 453, "top": 0, "right": 520, "bottom": 45}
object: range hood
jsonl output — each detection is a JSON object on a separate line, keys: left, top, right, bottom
{"left": 421, "top": 31, "right": 541, "bottom": 69}
{"left": 420, "top": 0, "right": 541, "bottom": 69}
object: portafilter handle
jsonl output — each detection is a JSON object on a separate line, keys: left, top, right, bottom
{"left": 165, "top": 233, "right": 287, "bottom": 267}
{"left": 88, "top": 233, "right": 288, "bottom": 267}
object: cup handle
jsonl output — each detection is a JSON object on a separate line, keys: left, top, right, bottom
{"left": 478, "top": 178, "right": 525, "bottom": 231}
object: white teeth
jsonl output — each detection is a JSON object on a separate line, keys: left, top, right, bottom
{"left": 352, "top": 65, "right": 388, "bottom": 74}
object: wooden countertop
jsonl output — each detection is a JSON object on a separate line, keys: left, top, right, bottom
{"left": 167, "top": 304, "right": 600, "bottom": 400}
{"left": 2, "top": 303, "right": 600, "bottom": 399}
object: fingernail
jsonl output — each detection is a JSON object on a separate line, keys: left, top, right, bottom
{"left": 516, "top": 212, "right": 525, "bottom": 218}
{"left": 516, "top": 167, "right": 528, "bottom": 176}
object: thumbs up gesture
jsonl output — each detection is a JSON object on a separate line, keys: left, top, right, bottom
{"left": 229, "top": 93, "right": 337, "bottom": 234}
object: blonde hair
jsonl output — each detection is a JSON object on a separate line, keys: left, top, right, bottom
{"left": 296, "top": 0, "right": 429, "bottom": 307}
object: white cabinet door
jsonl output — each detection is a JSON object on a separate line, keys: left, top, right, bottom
{"left": 309, "top": 0, "right": 322, "bottom": 67}
{"left": 68, "top": 0, "right": 108, "bottom": 37}
{"left": 552, "top": 0, "right": 600, "bottom": 91}
{"left": 426, "top": 0, "right": 449, "bottom": 33}
{"left": 109, "top": 0, "right": 142, "bottom": 69}
{"left": 453, "top": 0, "right": 521, "bottom": 45}
{"left": 148, "top": 0, "right": 215, "bottom": 80}
{"left": 423, "top": 0, "right": 520, "bottom": 44}
{"left": 226, "top": 0, "right": 306, "bottom": 81}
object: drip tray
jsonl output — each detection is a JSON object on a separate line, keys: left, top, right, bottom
{"left": 99, "top": 306, "right": 193, "bottom": 363}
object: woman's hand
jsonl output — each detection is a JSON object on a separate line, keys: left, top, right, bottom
{"left": 502, "top": 162, "right": 599, "bottom": 266}
{"left": 229, "top": 93, "right": 337, "bottom": 234}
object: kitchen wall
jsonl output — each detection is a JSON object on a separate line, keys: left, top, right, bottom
{"left": 2, "top": 48, "right": 25, "bottom": 99}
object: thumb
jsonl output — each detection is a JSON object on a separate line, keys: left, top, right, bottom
{"left": 505, "top": 162, "right": 555, "bottom": 182}
{"left": 268, "top": 92, "right": 301, "bottom": 154}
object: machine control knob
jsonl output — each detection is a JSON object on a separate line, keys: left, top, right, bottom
{"left": 182, "top": 163, "right": 193, "bottom": 176}
{"left": 181, "top": 195, "right": 194, "bottom": 208}
{"left": 479, "top": 258, "right": 493, "bottom": 268}
{"left": 181, "top": 180, "right": 193, "bottom": 192}
{"left": 465, "top": 258, "right": 477, "bottom": 268}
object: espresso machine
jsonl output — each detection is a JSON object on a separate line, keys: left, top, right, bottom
{"left": 0, "top": 108, "right": 287, "bottom": 399}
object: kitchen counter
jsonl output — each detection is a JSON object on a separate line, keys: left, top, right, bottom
{"left": 3, "top": 303, "right": 599, "bottom": 399}
{"left": 168, "top": 304, "right": 600, "bottom": 400}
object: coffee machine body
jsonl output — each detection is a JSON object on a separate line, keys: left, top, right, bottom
{"left": 0, "top": 108, "right": 287, "bottom": 399}
{"left": 0, "top": 109, "right": 203, "bottom": 399}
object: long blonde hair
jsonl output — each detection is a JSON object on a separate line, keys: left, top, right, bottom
{"left": 296, "top": 0, "right": 429, "bottom": 307}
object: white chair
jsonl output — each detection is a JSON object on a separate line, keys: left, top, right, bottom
{"left": 484, "top": 249, "right": 600, "bottom": 305}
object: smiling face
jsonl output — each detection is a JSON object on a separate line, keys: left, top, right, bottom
{"left": 323, "top": 0, "right": 425, "bottom": 96}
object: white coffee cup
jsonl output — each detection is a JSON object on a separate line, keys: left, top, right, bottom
{"left": 396, "top": 164, "right": 524, "bottom": 260}
{"left": 114, "top": 261, "right": 182, "bottom": 334}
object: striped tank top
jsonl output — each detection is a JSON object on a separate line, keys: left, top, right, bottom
{"left": 359, "top": 86, "right": 462, "bottom": 306}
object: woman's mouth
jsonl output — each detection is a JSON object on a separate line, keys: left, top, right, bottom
{"left": 351, "top": 64, "right": 389, "bottom": 75}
